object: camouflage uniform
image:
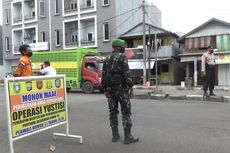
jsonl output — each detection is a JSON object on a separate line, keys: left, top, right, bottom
{"left": 101, "top": 50, "right": 133, "bottom": 129}
{"left": 102, "top": 38, "right": 138, "bottom": 144}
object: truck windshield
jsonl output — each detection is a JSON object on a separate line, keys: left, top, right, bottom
{"left": 97, "top": 62, "right": 104, "bottom": 71}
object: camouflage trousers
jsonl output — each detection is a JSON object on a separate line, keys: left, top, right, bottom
{"left": 108, "top": 86, "right": 132, "bottom": 129}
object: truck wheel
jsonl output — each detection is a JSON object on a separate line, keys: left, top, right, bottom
{"left": 66, "top": 88, "right": 71, "bottom": 92}
{"left": 82, "top": 81, "right": 94, "bottom": 93}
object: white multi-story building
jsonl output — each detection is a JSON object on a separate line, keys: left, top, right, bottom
{"left": 2, "top": 0, "right": 162, "bottom": 73}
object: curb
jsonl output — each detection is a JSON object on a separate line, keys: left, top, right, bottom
{"left": 134, "top": 92, "right": 226, "bottom": 103}
{"left": 186, "top": 95, "right": 203, "bottom": 101}
{"left": 223, "top": 96, "right": 230, "bottom": 103}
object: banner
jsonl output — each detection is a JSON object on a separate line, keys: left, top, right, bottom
{"left": 216, "top": 54, "right": 230, "bottom": 64}
{"left": 7, "top": 77, "right": 66, "bottom": 139}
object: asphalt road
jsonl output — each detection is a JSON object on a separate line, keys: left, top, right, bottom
{"left": 1, "top": 87, "right": 230, "bottom": 153}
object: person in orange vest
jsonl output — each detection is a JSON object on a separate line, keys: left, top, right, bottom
{"left": 13, "top": 44, "right": 33, "bottom": 77}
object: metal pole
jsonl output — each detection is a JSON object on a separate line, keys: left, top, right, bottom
{"left": 155, "top": 33, "right": 158, "bottom": 90}
{"left": 148, "top": 27, "right": 151, "bottom": 82}
{"left": 194, "top": 58, "right": 198, "bottom": 86}
{"left": 22, "top": 0, "right": 25, "bottom": 45}
{"left": 48, "top": 0, "right": 52, "bottom": 51}
{"left": 142, "top": 0, "right": 147, "bottom": 85}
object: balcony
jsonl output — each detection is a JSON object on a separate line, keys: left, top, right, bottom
{"left": 65, "top": 8, "right": 78, "bottom": 14}
{"left": 24, "top": 0, "right": 36, "bottom": 22}
{"left": 80, "top": 1, "right": 94, "bottom": 12}
{"left": 151, "top": 46, "right": 181, "bottom": 58}
{"left": 64, "top": 0, "right": 78, "bottom": 15}
{"left": 24, "top": 14, "right": 36, "bottom": 21}
{"left": 81, "top": 40, "right": 95, "bottom": 47}
{"left": 65, "top": 42, "right": 79, "bottom": 48}
{"left": 13, "top": 16, "right": 22, "bottom": 23}
{"left": 12, "top": 2, "right": 22, "bottom": 25}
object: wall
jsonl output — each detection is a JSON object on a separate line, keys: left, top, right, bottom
{"left": 96, "top": 0, "right": 116, "bottom": 52}
{"left": 115, "top": 0, "right": 161, "bottom": 36}
{"left": 0, "top": 26, "right": 3, "bottom": 65}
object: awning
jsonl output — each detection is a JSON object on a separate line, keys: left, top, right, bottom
{"left": 128, "top": 60, "right": 155, "bottom": 69}
{"left": 180, "top": 56, "right": 201, "bottom": 62}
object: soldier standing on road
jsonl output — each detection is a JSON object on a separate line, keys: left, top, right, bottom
{"left": 13, "top": 44, "right": 33, "bottom": 77}
{"left": 101, "top": 38, "right": 139, "bottom": 144}
{"left": 201, "top": 46, "right": 216, "bottom": 97}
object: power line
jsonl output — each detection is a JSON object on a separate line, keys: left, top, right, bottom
{"left": 2, "top": 6, "right": 141, "bottom": 48}
{"left": 2, "top": 7, "right": 142, "bottom": 50}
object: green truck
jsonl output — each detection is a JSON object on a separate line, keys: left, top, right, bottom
{"left": 31, "top": 48, "right": 104, "bottom": 93}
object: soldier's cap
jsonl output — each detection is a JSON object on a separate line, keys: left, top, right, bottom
{"left": 112, "top": 39, "right": 125, "bottom": 47}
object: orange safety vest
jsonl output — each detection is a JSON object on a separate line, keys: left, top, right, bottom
{"left": 14, "top": 56, "right": 32, "bottom": 76}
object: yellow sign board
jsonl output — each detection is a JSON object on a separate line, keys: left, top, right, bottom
{"left": 7, "top": 77, "right": 66, "bottom": 139}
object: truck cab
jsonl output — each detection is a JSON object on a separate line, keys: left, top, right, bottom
{"left": 81, "top": 56, "right": 104, "bottom": 93}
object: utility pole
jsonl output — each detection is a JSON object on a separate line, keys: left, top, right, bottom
{"left": 148, "top": 27, "right": 151, "bottom": 82}
{"left": 142, "top": 0, "right": 147, "bottom": 85}
{"left": 155, "top": 33, "right": 158, "bottom": 90}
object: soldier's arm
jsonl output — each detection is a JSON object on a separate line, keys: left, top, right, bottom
{"left": 122, "top": 55, "right": 133, "bottom": 88}
{"left": 101, "top": 60, "right": 107, "bottom": 90}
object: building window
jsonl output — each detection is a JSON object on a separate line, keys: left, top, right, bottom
{"left": 71, "top": 35, "right": 78, "bottom": 43}
{"left": 103, "top": 22, "right": 110, "bottom": 41}
{"left": 39, "top": 0, "right": 45, "bottom": 17}
{"left": 55, "top": 0, "right": 60, "bottom": 15}
{"left": 5, "top": 37, "right": 10, "bottom": 51}
{"left": 41, "top": 32, "right": 46, "bottom": 42}
{"left": 87, "top": 0, "right": 91, "bottom": 7}
{"left": 55, "top": 30, "right": 60, "bottom": 46}
{"left": 75, "top": 35, "right": 78, "bottom": 42}
{"left": 4, "top": 9, "right": 10, "bottom": 24}
{"left": 88, "top": 33, "right": 93, "bottom": 41}
{"left": 103, "top": 0, "right": 109, "bottom": 6}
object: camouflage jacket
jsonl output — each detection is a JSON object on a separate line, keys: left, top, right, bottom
{"left": 101, "top": 50, "right": 133, "bottom": 91}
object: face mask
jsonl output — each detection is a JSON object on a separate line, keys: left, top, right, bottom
{"left": 27, "top": 51, "right": 33, "bottom": 57}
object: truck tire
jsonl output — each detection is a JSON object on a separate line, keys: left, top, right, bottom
{"left": 82, "top": 81, "right": 94, "bottom": 93}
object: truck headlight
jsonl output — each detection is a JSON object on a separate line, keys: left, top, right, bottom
{"left": 99, "top": 77, "right": 102, "bottom": 82}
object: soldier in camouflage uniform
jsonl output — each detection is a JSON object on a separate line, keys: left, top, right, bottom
{"left": 101, "top": 38, "right": 139, "bottom": 144}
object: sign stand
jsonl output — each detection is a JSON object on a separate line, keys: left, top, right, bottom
{"left": 53, "top": 76, "right": 83, "bottom": 143}
{"left": 4, "top": 75, "right": 83, "bottom": 153}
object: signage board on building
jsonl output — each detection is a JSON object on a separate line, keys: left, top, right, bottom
{"left": 29, "top": 42, "right": 49, "bottom": 52}
{"left": 216, "top": 54, "right": 230, "bottom": 64}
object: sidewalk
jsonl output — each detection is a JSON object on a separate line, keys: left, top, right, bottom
{"left": 133, "top": 85, "right": 230, "bottom": 103}
{"left": 1, "top": 83, "right": 229, "bottom": 102}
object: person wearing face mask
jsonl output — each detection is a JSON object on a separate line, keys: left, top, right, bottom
{"left": 201, "top": 46, "right": 216, "bottom": 97}
{"left": 40, "top": 61, "right": 56, "bottom": 76}
{"left": 14, "top": 44, "right": 33, "bottom": 77}
{"left": 101, "top": 38, "right": 139, "bottom": 144}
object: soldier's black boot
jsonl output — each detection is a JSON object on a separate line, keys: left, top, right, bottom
{"left": 124, "top": 128, "right": 139, "bottom": 144}
{"left": 209, "top": 91, "right": 216, "bottom": 96}
{"left": 112, "top": 127, "right": 120, "bottom": 142}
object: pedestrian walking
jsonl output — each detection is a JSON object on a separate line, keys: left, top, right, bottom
{"left": 39, "top": 61, "right": 56, "bottom": 76}
{"left": 101, "top": 38, "right": 139, "bottom": 144}
{"left": 13, "top": 44, "right": 33, "bottom": 77}
{"left": 201, "top": 46, "right": 216, "bottom": 97}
